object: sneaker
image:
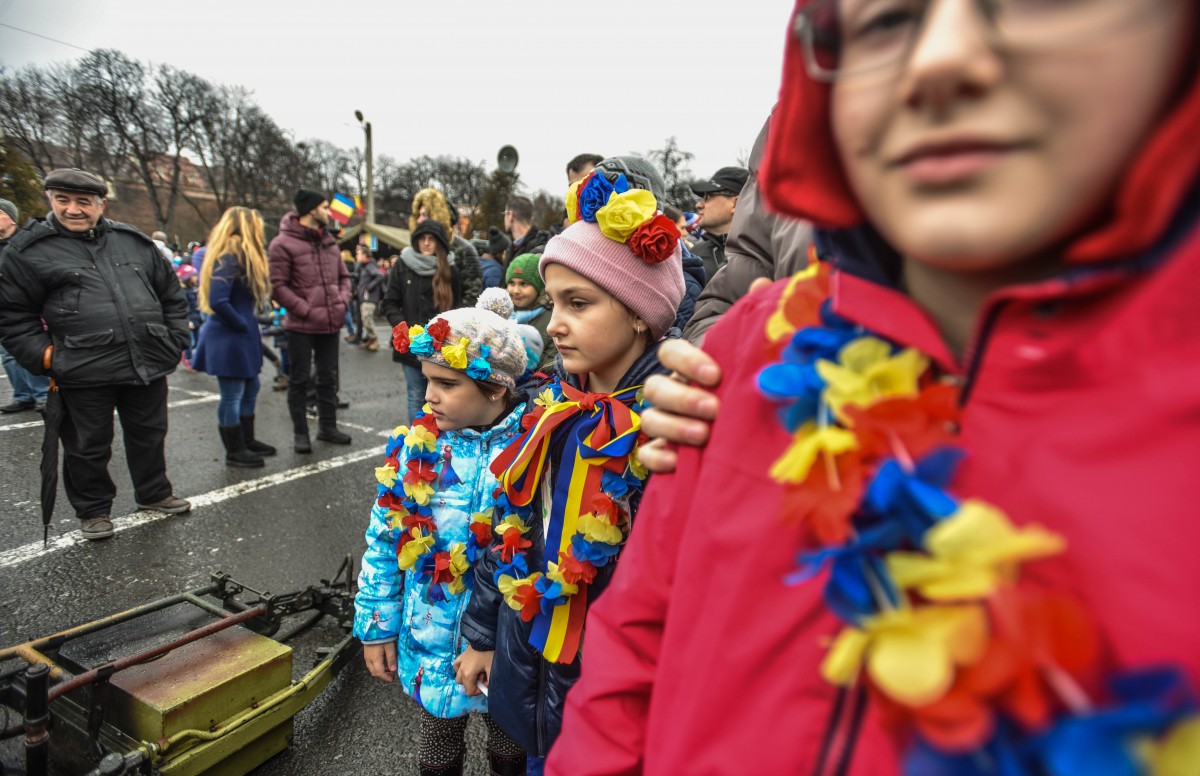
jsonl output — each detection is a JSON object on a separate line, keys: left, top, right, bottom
{"left": 80, "top": 516, "right": 115, "bottom": 541}
{"left": 136, "top": 495, "right": 192, "bottom": 515}
{"left": 1, "top": 400, "right": 36, "bottom": 414}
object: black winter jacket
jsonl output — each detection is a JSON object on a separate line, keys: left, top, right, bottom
{"left": 692, "top": 231, "right": 729, "bottom": 286}
{"left": 503, "top": 228, "right": 551, "bottom": 266}
{"left": 379, "top": 258, "right": 462, "bottom": 365}
{"left": 459, "top": 337, "right": 674, "bottom": 756}
{"left": 0, "top": 215, "right": 190, "bottom": 386}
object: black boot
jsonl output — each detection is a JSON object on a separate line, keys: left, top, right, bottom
{"left": 293, "top": 432, "right": 313, "bottom": 453}
{"left": 219, "top": 425, "right": 264, "bottom": 468}
{"left": 419, "top": 757, "right": 463, "bottom": 776}
{"left": 239, "top": 415, "right": 277, "bottom": 456}
{"left": 316, "top": 425, "right": 352, "bottom": 444}
{"left": 488, "top": 750, "right": 526, "bottom": 776}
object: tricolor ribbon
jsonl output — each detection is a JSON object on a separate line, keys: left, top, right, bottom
{"left": 490, "top": 383, "right": 643, "bottom": 663}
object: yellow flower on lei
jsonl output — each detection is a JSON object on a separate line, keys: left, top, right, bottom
{"left": 769, "top": 421, "right": 858, "bottom": 484}
{"left": 578, "top": 511, "right": 623, "bottom": 545}
{"left": 442, "top": 337, "right": 470, "bottom": 370}
{"left": 535, "top": 388, "right": 562, "bottom": 411}
{"left": 766, "top": 263, "right": 822, "bottom": 342}
{"left": 403, "top": 478, "right": 435, "bottom": 506}
{"left": 387, "top": 507, "right": 410, "bottom": 530}
{"left": 498, "top": 574, "right": 535, "bottom": 610}
{"left": 398, "top": 529, "right": 435, "bottom": 571}
{"left": 1141, "top": 716, "right": 1200, "bottom": 776}
{"left": 447, "top": 543, "right": 470, "bottom": 595}
{"left": 497, "top": 514, "right": 531, "bottom": 536}
{"left": 816, "top": 337, "right": 927, "bottom": 422}
{"left": 595, "top": 189, "right": 656, "bottom": 243}
{"left": 405, "top": 423, "right": 437, "bottom": 453}
{"left": 629, "top": 450, "right": 649, "bottom": 482}
{"left": 544, "top": 561, "right": 580, "bottom": 596}
{"left": 821, "top": 604, "right": 989, "bottom": 707}
{"left": 374, "top": 464, "right": 398, "bottom": 488}
{"left": 391, "top": 423, "right": 410, "bottom": 438}
{"left": 886, "top": 500, "right": 1066, "bottom": 601}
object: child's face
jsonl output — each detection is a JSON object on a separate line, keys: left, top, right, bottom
{"left": 830, "top": 0, "right": 1193, "bottom": 270}
{"left": 506, "top": 278, "right": 539, "bottom": 308}
{"left": 421, "top": 362, "right": 503, "bottom": 431}
{"left": 544, "top": 263, "right": 644, "bottom": 390}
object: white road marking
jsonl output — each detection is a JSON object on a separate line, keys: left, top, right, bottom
{"left": 336, "top": 420, "right": 392, "bottom": 438}
{"left": 0, "top": 444, "right": 385, "bottom": 569}
{"left": 0, "top": 395, "right": 220, "bottom": 432}
{"left": 169, "top": 386, "right": 220, "bottom": 398}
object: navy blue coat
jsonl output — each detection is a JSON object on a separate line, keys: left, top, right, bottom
{"left": 192, "top": 255, "right": 263, "bottom": 379}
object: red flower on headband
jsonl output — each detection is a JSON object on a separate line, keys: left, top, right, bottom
{"left": 629, "top": 214, "right": 680, "bottom": 264}
{"left": 392, "top": 322, "right": 411, "bottom": 353}
{"left": 428, "top": 318, "right": 451, "bottom": 345}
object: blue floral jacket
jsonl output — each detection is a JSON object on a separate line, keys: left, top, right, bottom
{"left": 354, "top": 402, "right": 525, "bottom": 719}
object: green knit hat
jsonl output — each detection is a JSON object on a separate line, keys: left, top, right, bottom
{"left": 505, "top": 253, "right": 545, "bottom": 295}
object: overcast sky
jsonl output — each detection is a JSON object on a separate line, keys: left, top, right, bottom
{"left": 0, "top": 0, "right": 795, "bottom": 199}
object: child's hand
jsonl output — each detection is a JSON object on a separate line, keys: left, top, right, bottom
{"left": 363, "top": 642, "right": 398, "bottom": 683}
{"left": 453, "top": 646, "right": 494, "bottom": 696}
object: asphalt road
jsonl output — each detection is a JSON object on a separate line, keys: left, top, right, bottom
{"left": 0, "top": 336, "right": 493, "bottom": 775}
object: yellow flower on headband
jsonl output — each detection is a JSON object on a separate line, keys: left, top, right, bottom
{"left": 443, "top": 337, "right": 470, "bottom": 370}
{"left": 565, "top": 180, "right": 583, "bottom": 225}
{"left": 408, "top": 324, "right": 425, "bottom": 339}
{"left": 596, "top": 189, "right": 656, "bottom": 243}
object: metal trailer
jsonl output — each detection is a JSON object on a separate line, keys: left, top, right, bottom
{"left": 0, "top": 558, "right": 360, "bottom": 776}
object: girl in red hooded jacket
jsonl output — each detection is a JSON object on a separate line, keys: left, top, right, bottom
{"left": 548, "top": 1, "right": 1200, "bottom": 774}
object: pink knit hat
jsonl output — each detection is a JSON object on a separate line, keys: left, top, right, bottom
{"left": 539, "top": 221, "right": 685, "bottom": 339}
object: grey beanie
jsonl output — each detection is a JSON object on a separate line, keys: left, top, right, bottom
{"left": 419, "top": 288, "right": 528, "bottom": 392}
{"left": 594, "top": 155, "right": 667, "bottom": 203}
{"left": 0, "top": 199, "right": 18, "bottom": 224}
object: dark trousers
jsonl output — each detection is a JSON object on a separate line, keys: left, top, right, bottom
{"left": 58, "top": 378, "right": 173, "bottom": 519}
{"left": 285, "top": 331, "right": 339, "bottom": 433}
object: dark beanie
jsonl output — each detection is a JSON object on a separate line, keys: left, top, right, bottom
{"left": 410, "top": 219, "right": 450, "bottom": 253}
{"left": 293, "top": 188, "right": 325, "bottom": 216}
{"left": 488, "top": 225, "right": 512, "bottom": 258}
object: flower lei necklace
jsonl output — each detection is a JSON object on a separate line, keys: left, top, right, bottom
{"left": 758, "top": 262, "right": 1200, "bottom": 774}
{"left": 486, "top": 379, "right": 650, "bottom": 664}
{"left": 373, "top": 410, "right": 494, "bottom": 602}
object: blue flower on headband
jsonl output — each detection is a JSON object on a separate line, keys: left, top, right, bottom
{"left": 410, "top": 332, "right": 435, "bottom": 357}
{"left": 580, "top": 173, "right": 630, "bottom": 223}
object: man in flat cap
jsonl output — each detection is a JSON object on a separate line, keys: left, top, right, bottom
{"left": 0, "top": 168, "right": 192, "bottom": 540}
{"left": 268, "top": 188, "right": 352, "bottom": 453}
{"left": 690, "top": 166, "right": 750, "bottom": 285}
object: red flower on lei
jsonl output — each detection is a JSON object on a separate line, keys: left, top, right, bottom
{"left": 512, "top": 583, "right": 542, "bottom": 622}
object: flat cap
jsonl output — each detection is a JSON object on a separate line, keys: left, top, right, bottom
{"left": 44, "top": 168, "right": 108, "bottom": 197}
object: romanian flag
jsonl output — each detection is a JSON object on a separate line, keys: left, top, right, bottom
{"left": 354, "top": 194, "right": 365, "bottom": 216}
{"left": 329, "top": 193, "right": 356, "bottom": 225}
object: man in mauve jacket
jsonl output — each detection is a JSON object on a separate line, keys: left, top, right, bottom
{"left": 268, "top": 189, "right": 352, "bottom": 453}
{"left": 0, "top": 168, "right": 193, "bottom": 540}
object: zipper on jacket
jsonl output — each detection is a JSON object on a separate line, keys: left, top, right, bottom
{"left": 535, "top": 655, "right": 548, "bottom": 757}
{"left": 810, "top": 683, "right": 867, "bottom": 776}
{"left": 956, "top": 299, "right": 1010, "bottom": 408}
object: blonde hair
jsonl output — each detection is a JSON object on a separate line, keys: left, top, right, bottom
{"left": 199, "top": 206, "right": 271, "bottom": 313}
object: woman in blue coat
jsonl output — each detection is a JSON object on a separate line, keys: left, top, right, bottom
{"left": 192, "top": 207, "right": 276, "bottom": 467}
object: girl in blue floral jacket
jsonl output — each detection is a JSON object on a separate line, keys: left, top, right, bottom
{"left": 354, "top": 289, "right": 529, "bottom": 776}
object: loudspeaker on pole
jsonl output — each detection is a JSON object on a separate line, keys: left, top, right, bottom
{"left": 497, "top": 145, "right": 519, "bottom": 173}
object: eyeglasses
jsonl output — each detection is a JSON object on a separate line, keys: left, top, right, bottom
{"left": 793, "top": 0, "right": 1161, "bottom": 83}
{"left": 700, "top": 191, "right": 736, "bottom": 201}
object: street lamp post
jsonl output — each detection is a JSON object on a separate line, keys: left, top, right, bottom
{"left": 354, "top": 110, "right": 375, "bottom": 224}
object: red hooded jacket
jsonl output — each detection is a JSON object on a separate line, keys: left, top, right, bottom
{"left": 548, "top": 3, "right": 1200, "bottom": 772}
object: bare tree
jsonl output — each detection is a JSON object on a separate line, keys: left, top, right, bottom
{"left": 648, "top": 136, "right": 697, "bottom": 209}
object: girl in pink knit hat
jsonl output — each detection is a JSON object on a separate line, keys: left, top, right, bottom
{"left": 455, "top": 172, "right": 685, "bottom": 771}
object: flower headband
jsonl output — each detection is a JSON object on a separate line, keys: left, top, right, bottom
{"left": 564, "top": 171, "right": 681, "bottom": 264}
{"left": 393, "top": 317, "right": 496, "bottom": 383}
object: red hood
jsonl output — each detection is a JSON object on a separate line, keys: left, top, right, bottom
{"left": 760, "top": 2, "right": 1200, "bottom": 264}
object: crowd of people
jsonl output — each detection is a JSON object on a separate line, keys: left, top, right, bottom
{"left": 2, "top": 1, "right": 1199, "bottom": 773}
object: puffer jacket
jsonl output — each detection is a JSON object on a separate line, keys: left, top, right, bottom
{"left": 671, "top": 243, "right": 707, "bottom": 331}
{"left": 684, "top": 116, "right": 813, "bottom": 344}
{"left": 354, "top": 403, "right": 526, "bottom": 719}
{"left": 0, "top": 215, "right": 190, "bottom": 386}
{"left": 267, "top": 212, "right": 350, "bottom": 334}
{"left": 460, "top": 338, "right": 673, "bottom": 757}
